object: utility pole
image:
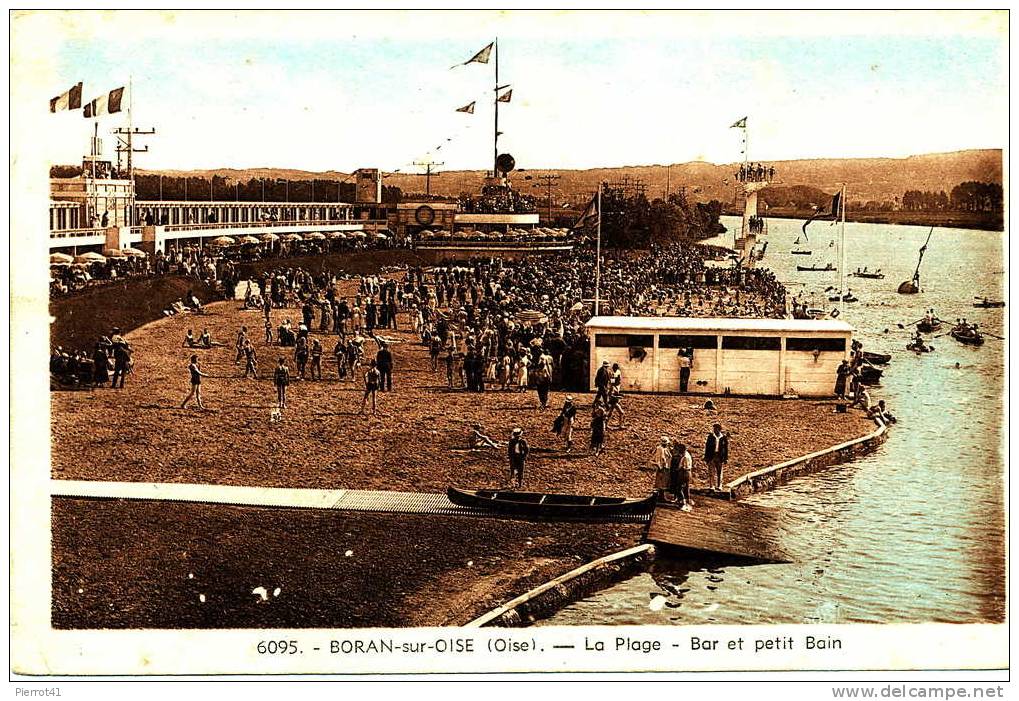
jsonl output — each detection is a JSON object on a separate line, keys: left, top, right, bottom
{"left": 413, "top": 160, "right": 445, "bottom": 196}
{"left": 532, "top": 173, "right": 560, "bottom": 223}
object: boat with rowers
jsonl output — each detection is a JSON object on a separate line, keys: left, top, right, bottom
{"left": 950, "top": 324, "right": 985, "bottom": 346}
{"left": 791, "top": 249, "right": 812, "bottom": 255}
{"left": 849, "top": 267, "right": 885, "bottom": 279}
{"left": 973, "top": 297, "right": 1006, "bottom": 309}
{"left": 447, "top": 486, "right": 657, "bottom": 519}
{"left": 798, "top": 263, "right": 836, "bottom": 272}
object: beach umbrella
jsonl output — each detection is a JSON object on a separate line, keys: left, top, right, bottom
{"left": 239, "top": 235, "right": 261, "bottom": 245}
{"left": 260, "top": 233, "right": 280, "bottom": 242}
{"left": 373, "top": 232, "right": 388, "bottom": 239}
{"left": 49, "top": 252, "right": 73, "bottom": 264}
{"left": 351, "top": 231, "right": 367, "bottom": 238}
{"left": 211, "top": 235, "right": 236, "bottom": 246}
{"left": 282, "top": 233, "right": 303, "bottom": 242}
{"left": 325, "top": 231, "right": 345, "bottom": 239}
{"left": 304, "top": 232, "right": 326, "bottom": 240}
{"left": 104, "top": 248, "right": 127, "bottom": 257}
{"left": 122, "top": 247, "right": 148, "bottom": 257}
{"left": 50, "top": 260, "right": 71, "bottom": 268}
{"left": 74, "top": 252, "right": 106, "bottom": 264}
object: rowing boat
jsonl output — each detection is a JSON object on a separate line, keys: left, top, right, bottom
{"left": 862, "top": 351, "right": 891, "bottom": 365}
{"left": 973, "top": 299, "right": 1005, "bottom": 309}
{"left": 906, "top": 343, "right": 934, "bottom": 354}
{"left": 916, "top": 320, "right": 942, "bottom": 333}
{"left": 797, "top": 264, "right": 836, "bottom": 272}
{"left": 790, "top": 249, "right": 813, "bottom": 255}
{"left": 951, "top": 329, "right": 985, "bottom": 346}
{"left": 447, "top": 486, "right": 656, "bottom": 519}
{"left": 849, "top": 269, "right": 885, "bottom": 279}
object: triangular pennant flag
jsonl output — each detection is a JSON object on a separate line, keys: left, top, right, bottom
{"left": 730, "top": 116, "right": 747, "bottom": 129}
{"left": 451, "top": 42, "right": 494, "bottom": 69}
{"left": 83, "top": 86, "right": 125, "bottom": 118}
{"left": 497, "top": 89, "right": 513, "bottom": 103}
{"left": 50, "top": 82, "right": 83, "bottom": 113}
{"left": 456, "top": 101, "right": 476, "bottom": 114}
{"left": 801, "top": 189, "right": 843, "bottom": 240}
{"left": 572, "top": 192, "right": 599, "bottom": 230}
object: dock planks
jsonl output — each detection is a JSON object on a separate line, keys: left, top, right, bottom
{"left": 646, "top": 499, "right": 794, "bottom": 563}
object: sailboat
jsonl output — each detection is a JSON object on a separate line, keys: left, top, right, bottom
{"left": 897, "top": 227, "right": 934, "bottom": 294}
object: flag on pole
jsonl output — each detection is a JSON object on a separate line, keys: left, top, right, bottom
{"left": 801, "top": 189, "right": 843, "bottom": 240}
{"left": 572, "top": 192, "right": 599, "bottom": 230}
{"left": 730, "top": 116, "right": 747, "bottom": 129}
{"left": 455, "top": 101, "right": 476, "bottom": 114}
{"left": 497, "top": 89, "right": 513, "bottom": 103}
{"left": 83, "top": 87, "right": 125, "bottom": 118}
{"left": 451, "top": 42, "right": 494, "bottom": 68}
{"left": 50, "top": 82, "right": 83, "bottom": 113}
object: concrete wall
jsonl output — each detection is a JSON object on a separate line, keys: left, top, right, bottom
{"left": 726, "top": 420, "right": 888, "bottom": 499}
{"left": 783, "top": 350, "right": 844, "bottom": 397}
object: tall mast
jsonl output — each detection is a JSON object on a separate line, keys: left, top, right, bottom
{"left": 493, "top": 38, "right": 499, "bottom": 175}
{"left": 595, "top": 182, "right": 602, "bottom": 315}
{"left": 840, "top": 184, "right": 847, "bottom": 317}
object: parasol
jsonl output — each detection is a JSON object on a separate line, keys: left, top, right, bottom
{"left": 50, "top": 252, "right": 74, "bottom": 264}
{"left": 304, "top": 232, "right": 326, "bottom": 240}
{"left": 239, "top": 235, "right": 261, "bottom": 245}
{"left": 75, "top": 252, "right": 106, "bottom": 264}
{"left": 211, "top": 236, "right": 236, "bottom": 246}
{"left": 122, "top": 247, "right": 148, "bottom": 257}
{"left": 515, "top": 309, "right": 547, "bottom": 325}
{"left": 260, "top": 233, "right": 280, "bottom": 242}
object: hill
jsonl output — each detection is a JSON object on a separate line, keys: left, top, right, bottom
{"left": 134, "top": 149, "right": 1002, "bottom": 207}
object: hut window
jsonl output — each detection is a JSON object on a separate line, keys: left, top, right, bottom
{"left": 786, "top": 337, "right": 846, "bottom": 352}
{"left": 659, "top": 334, "right": 718, "bottom": 350}
{"left": 722, "top": 336, "right": 781, "bottom": 351}
{"left": 595, "top": 334, "right": 653, "bottom": 348}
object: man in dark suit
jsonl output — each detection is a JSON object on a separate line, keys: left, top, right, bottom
{"left": 507, "top": 428, "right": 529, "bottom": 488}
{"left": 704, "top": 422, "right": 729, "bottom": 491}
{"left": 594, "top": 360, "right": 611, "bottom": 405}
{"left": 376, "top": 342, "right": 393, "bottom": 392}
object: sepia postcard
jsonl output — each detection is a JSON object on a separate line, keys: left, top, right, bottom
{"left": 9, "top": 9, "right": 1009, "bottom": 685}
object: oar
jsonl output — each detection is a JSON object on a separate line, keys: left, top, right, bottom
{"left": 897, "top": 318, "right": 924, "bottom": 329}
{"left": 982, "top": 332, "right": 1006, "bottom": 340}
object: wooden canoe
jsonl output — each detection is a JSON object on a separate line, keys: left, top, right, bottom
{"left": 447, "top": 486, "right": 656, "bottom": 519}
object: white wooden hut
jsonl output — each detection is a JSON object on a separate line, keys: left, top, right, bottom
{"left": 586, "top": 316, "right": 854, "bottom": 397}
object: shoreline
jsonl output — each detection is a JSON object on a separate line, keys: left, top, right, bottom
{"left": 51, "top": 285, "right": 878, "bottom": 628}
{"left": 723, "top": 208, "right": 1003, "bottom": 232}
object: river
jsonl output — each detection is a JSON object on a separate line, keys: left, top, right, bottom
{"left": 541, "top": 216, "right": 1006, "bottom": 625}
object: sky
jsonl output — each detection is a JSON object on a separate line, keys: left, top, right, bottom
{"left": 13, "top": 10, "right": 1008, "bottom": 174}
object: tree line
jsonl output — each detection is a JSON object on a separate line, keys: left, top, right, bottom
{"left": 48, "top": 166, "right": 402, "bottom": 204}
{"left": 899, "top": 182, "right": 1002, "bottom": 213}
{"left": 591, "top": 186, "right": 725, "bottom": 248}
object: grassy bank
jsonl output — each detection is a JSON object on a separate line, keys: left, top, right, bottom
{"left": 50, "top": 276, "right": 220, "bottom": 351}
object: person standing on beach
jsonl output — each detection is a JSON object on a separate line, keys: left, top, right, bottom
{"left": 360, "top": 360, "right": 381, "bottom": 416}
{"left": 533, "top": 361, "right": 551, "bottom": 409}
{"left": 507, "top": 427, "right": 529, "bottom": 488}
{"left": 294, "top": 335, "right": 309, "bottom": 379}
{"left": 554, "top": 395, "right": 577, "bottom": 452}
{"left": 649, "top": 436, "right": 672, "bottom": 499}
{"left": 376, "top": 342, "right": 393, "bottom": 392}
{"left": 310, "top": 339, "right": 323, "bottom": 380}
{"left": 235, "top": 326, "right": 248, "bottom": 363}
{"left": 110, "top": 328, "right": 132, "bottom": 389}
{"left": 835, "top": 359, "right": 851, "bottom": 400}
{"left": 181, "top": 354, "right": 208, "bottom": 409}
{"left": 704, "top": 423, "right": 729, "bottom": 491}
{"left": 242, "top": 340, "right": 257, "bottom": 379}
{"left": 590, "top": 402, "right": 608, "bottom": 457}
{"left": 671, "top": 443, "right": 693, "bottom": 510}
{"left": 273, "top": 357, "right": 290, "bottom": 410}
{"left": 594, "top": 360, "right": 611, "bottom": 405}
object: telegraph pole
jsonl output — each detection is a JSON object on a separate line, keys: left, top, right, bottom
{"left": 413, "top": 160, "right": 444, "bottom": 196}
{"left": 532, "top": 173, "right": 560, "bottom": 223}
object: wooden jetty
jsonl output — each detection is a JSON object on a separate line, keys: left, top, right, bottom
{"left": 646, "top": 499, "right": 794, "bottom": 563}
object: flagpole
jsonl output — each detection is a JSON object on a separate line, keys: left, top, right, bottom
{"left": 493, "top": 38, "right": 499, "bottom": 176}
{"left": 595, "top": 182, "right": 602, "bottom": 316}
{"left": 840, "top": 184, "right": 847, "bottom": 318}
